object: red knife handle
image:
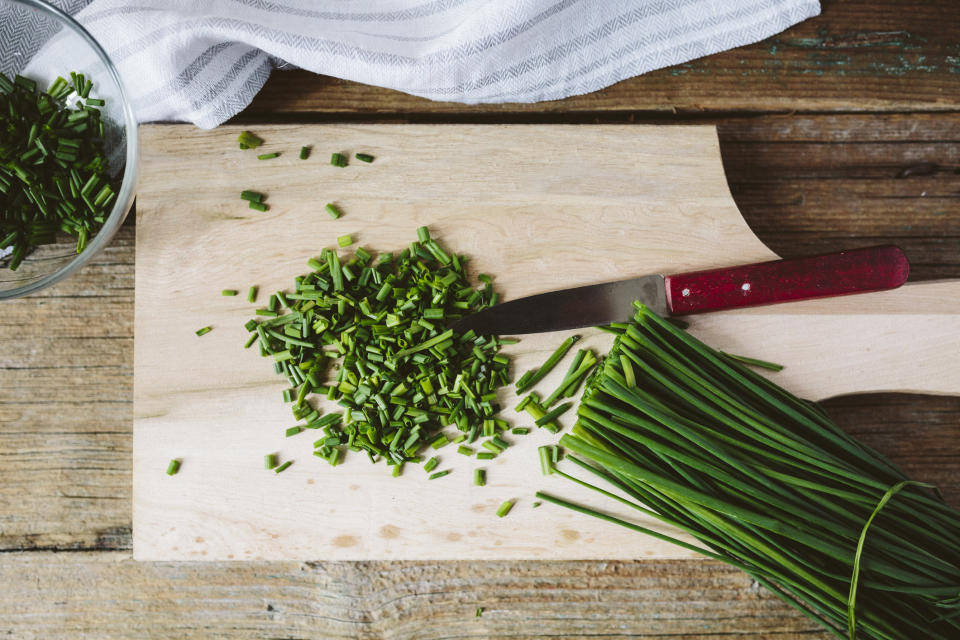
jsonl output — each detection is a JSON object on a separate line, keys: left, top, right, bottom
{"left": 664, "top": 245, "right": 909, "bottom": 316}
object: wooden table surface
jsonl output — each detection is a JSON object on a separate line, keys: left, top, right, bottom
{"left": 2, "top": 1, "right": 958, "bottom": 637}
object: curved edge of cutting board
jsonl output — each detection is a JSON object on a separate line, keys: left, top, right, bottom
{"left": 687, "top": 280, "right": 960, "bottom": 401}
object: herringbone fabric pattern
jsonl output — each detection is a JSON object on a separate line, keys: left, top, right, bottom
{"left": 13, "top": 0, "right": 820, "bottom": 127}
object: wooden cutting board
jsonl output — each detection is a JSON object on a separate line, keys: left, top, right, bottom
{"left": 134, "top": 124, "right": 959, "bottom": 561}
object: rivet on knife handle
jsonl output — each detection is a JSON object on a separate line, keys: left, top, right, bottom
{"left": 663, "top": 245, "right": 910, "bottom": 316}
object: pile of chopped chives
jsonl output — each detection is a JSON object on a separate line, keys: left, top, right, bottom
{"left": 244, "top": 227, "right": 518, "bottom": 472}
{"left": 0, "top": 72, "right": 118, "bottom": 269}
{"left": 539, "top": 303, "right": 960, "bottom": 640}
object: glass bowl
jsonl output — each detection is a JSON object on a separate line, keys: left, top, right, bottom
{"left": 0, "top": 0, "right": 137, "bottom": 299}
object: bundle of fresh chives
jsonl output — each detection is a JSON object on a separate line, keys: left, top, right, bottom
{"left": 0, "top": 72, "right": 118, "bottom": 268}
{"left": 540, "top": 303, "right": 960, "bottom": 640}
{"left": 244, "top": 227, "right": 517, "bottom": 472}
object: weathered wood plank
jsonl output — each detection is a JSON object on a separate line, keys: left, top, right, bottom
{"left": 0, "top": 553, "right": 830, "bottom": 639}
{"left": 244, "top": 0, "right": 960, "bottom": 116}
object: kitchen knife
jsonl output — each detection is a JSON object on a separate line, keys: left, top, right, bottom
{"left": 453, "top": 245, "right": 909, "bottom": 335}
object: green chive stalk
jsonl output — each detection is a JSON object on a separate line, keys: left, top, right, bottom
{"left": 542, "top": 303, "right": 960, "bottom": 640}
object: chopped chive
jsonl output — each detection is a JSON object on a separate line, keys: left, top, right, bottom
{"left": 195, "top": 326, "right": 212, "bottom": 336}
{"left": 222, "top": 289, "right": 238, "bottom": 296}
{"left": 273, "top": 460, "right": 293, "bottom": 473}
{"left": 299, "top": 146, "right": 311, "bottom": 160}
{"left": 428, "top": 469, "right": 451, "bottom": 480}
{"left": 325, "top": 203, "right": 342, "bottom": 219}
{"left": 240, "top": 190, "right": 265, "bottom": 203}
{"left": 0, "top": 71, "right": 118, "bottom": 266}
{"left": 166, "top": 459, "right": 181, "bottom": 476}
{"left": 531, "top": 501, "right": 542, "bottom": 508}
{"left": 538, "top": 446, "right": 553, "bottom": 475}
{"left": 330, "top": 152, "right": 348, "bottom": 167}
{"left": 264, "top": 453, "right": 278, "bottom": 469}
{"left": 475, "top": 607, "right": 483, "bottom": 617}
{"left": 247, "top": 286, "right": 258, "bottom": 303}
{"left": 511, "top": 427, "right": 530, "bottom": 435}
{"left": 249, "top": 201, "right": 268, "bottom": 212}
{"left": 476, "top": 452, "right": 497, "bottom": 460}
{"left": 355, "top": 153, "right": 375, "bottom": 163}
{"left": 474, "top": 469, "right": 486, "bottom": 486}
{"left": 424, "top": 456, "right": 439, "bottom": 473}
{"left": 243, "top": 227, "right": 512, "bottom": 477}
{"left": 257, "top": 152, "right": 279, "bottom": 160}
{"left": 496, "top": 500, "right": 514, "bottom": 518}
{"left": 337, "top": 234, "right": 353, "bottom": 247}
{"left": 237, "top": 131, "right": 264, "bottom": 149}
{"left": 285, "top": 426, "right": 302, "bottom": 437}
{"left": 534, "top": 401, "right": 573, "bottom": 427}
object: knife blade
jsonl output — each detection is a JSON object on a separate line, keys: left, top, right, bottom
{"left": 453, "top": 245, "right": 909, "bottom": 336}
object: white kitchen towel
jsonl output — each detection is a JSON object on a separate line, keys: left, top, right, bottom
{"left": 21, "top": 0, "right": 820, "bottom": 128}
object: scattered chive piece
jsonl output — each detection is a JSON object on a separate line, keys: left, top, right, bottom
{"left": 474, "top": 469, "right": 486, "bottom": 486}
{"left": 496, "top": 500, "right": 514, "bottom": 518}
{"left": 195, "top": 326, "right": 212, "bottom": 336}
{"left": 165, "top": 459, "right": 181, "bottom": 476}
{"left": 532, "top": 501, "right": 542, "bottom": 508}
{"left": 475, "top": 607, "right": 483, "bottom": 617}
{"left": 325, "top": 203, "right": 342, "bottom": 219}
{"left": 355, "top": 153, "right": 375, "bottom": 163}
{"left": 511, "top": 427, "right": 530, "bottom": 435}
{"left": 273, "top": 460, "right": 293, "bottom": 473}
{"left": 392, "top": 463, "right": 403, "bottom": 477}
{"left": 285, "top": 426, "right": 302, "bottom": 437}
{"left": 221, "top": 289, "right": 238, "bottom": 296}
{"left": 330, "top": 152, "right": 348, "bottom": 167}
{"left": 299, "top": 146, "right": 311, "bottom": 160}
{"left": 428, "top": 469, "right": 451, "bottom": 480}
{"left": 237, "top": 130, "right": 264, "bottom": 149}
{"left": 257, "top": 152, "right": 279, "bottom": 160}
{"left": 249, "top": 201, "right": 268, "bottom": 212}
{"left": 337, "top": 234, "right": 353, "bottom": 247}
{"left": 264, "top": 453, "right": 278, "bottom": 469}
{"left": 424, "top": 456, "right": 439, "bottom": 473}
{"left": 515, "top": 335, "right": 580, "bottom": 394}
{"left": 247, "top": 286, "right": 258, "bottom": 303}
{"left": 240, "top": 190, "right": 265, "bottom": 203}
{"left": 538, "top": 446, "right": 553, "bottom": 475}
{"left": 457, "top": 445, "right": 474, "bottom": 456}
{"left": 476, "top": 452, "right": 496, "bottom": 460}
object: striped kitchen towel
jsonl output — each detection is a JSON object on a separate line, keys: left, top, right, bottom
{"left": 19, "top": 0, "right": 820, "bottom": 128}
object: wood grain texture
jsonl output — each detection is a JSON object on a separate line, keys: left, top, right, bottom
{"left": 1, "top": 113, "right": 958, "bottom": 637}
{"left": 243, "top": 0, "right": 960, "bottom": 117}
{"left": 134, "top": 123, "right": 959, "bottom": 562}
{"left": 0, "top": 553, "right": 835, "bottom": 639}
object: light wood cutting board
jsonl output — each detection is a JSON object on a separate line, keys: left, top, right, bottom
{"left": 134, "top": 124, "right": 959, "bottom": 561}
